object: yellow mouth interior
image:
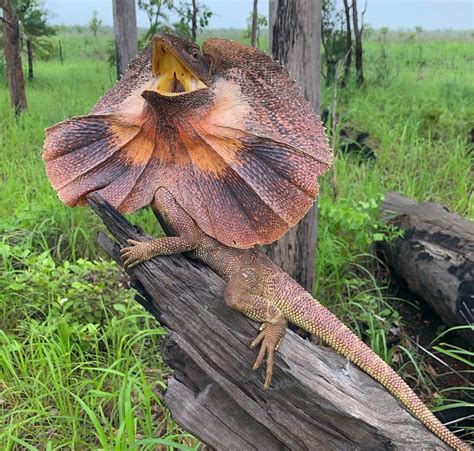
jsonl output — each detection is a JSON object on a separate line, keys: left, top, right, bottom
{"left": 150, "top": 42, "right": 207, "bottom": 96}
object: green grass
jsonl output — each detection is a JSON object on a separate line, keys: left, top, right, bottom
{"left": 1, "top": 28, "right": 473, "bottom": 448}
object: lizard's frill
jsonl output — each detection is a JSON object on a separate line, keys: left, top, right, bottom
{"left": 43, "top": 98, "right": 328, "bottom": 248}
{"left": 44, "top": 93, "right": 161, "bottom": 213}
{"left": 43, "top": 38, "right": 332, "bottom": 249}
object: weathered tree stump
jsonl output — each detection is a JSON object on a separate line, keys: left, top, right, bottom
{"left": 88, "top": 193, "right": 448, "bottom": 450}
{"left": 378, "top": 192, "right": 474, "bottom": 345}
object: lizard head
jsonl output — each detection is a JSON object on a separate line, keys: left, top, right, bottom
{"left": 44, "top": 35, "right": 332, "bottom": 249}
{"left": 148, "top": 32, "right": 210, "bottom": 96}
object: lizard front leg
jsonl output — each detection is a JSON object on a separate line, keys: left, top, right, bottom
{"left": 224, "top": 269, "right": 287, "bottom": 389}
{"left": 121, "top": 236, "right": 196, "bottom": 268}
{"left": 120, "top": 187, "right": 202, "bottom": 268}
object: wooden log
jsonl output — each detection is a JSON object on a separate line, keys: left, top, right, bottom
{"left": 88, "top": 193, "right": 448, "bottom": 450}
{"left": 378, "top": 192, "right": 474, "bottom": 345}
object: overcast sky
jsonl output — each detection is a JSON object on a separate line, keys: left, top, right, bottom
{"left": 43, "top": 0, "right": 474, "bottom": 30}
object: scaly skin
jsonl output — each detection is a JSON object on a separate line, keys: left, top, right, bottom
{"left": 120, "top": 188, "right": 469, "bottom": 451}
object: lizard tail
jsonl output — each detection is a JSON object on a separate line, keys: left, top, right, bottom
{"left": 274, "top": 286, "right": 470, "bottom": 450}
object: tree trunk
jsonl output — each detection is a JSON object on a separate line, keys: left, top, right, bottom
{"left": 58, "top": 39, "right": 63, "bottom": 64}
{"left": 351, "top": 0, "right": 364, "bottom": 86}
{"left": 377, "top": 192, "right": 474, "bottom": 346}
{"left": 326, "top": 58, "right": 336, "bottom": 86}
{"left": 87, "top": 193, "right": 450, "bottom": 450}
{"left": 342, "top": 0, "right": 352, "bottom": 86}
{"left": 112, "top": 0, "right": 138, "bottom": 80}
{"left": 266, "top": 0, "right": 321, "bottom": 293}
{"left": 1, "top": 0, "right": 27, "bottom": 113}
{"left": 26, "top": 38, "right": 33, "bottom": 80}
{"left": 251, "top": 0, "right": 258, "bottom": 47}
{"left": 191, "top": 0, "right": 197, "bottom": 43}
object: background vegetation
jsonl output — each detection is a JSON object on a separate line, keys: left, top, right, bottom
{"left": 0, "top": 22, "right": 473, "bottom": 450}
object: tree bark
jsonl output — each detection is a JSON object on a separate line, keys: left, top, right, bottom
{"left": 266, "top": 0, "right": 321, "bottom": 293}
{"left": 112, "top": 0, "right": 138, "bottom": 80}
{"left": 58, "top": 39, "right": 63, "bottom": 64}
{"left": 1, "top": 0, "right": 27, "bottom": 113}
{"left": 191, "top": 0, "right": 197, "bottom": 42}
{"left": 378, "top": 192, "right": 474, "bottom": 346}
{"left": 351, "top": 0, "right": 364, "bottom": 86}
{"left": 26, "top": 38, "right": 33, "bottom": 80}
{"left": 251, "top": 0, "right": 258, "bottom": 47}
{"left": 342, "top": 0, "right": 352, "bottom": 86}
{"left": 88, "top": 193, "right": 449, "bottom": 450}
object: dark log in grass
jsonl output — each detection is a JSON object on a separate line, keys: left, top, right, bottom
{"left": 378, "top": 192, "right": 474, "bottom": 346}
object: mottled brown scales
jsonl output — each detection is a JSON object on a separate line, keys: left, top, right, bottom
{"left": 43, "top": 34, "right": 469, "bottom": 450}
{"left": 120, "top": 188, "right": 469, "bottom": 451}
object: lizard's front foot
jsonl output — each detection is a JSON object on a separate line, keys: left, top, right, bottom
{"left": 250, "top": 320, "right": 286, "bottom": 390}
{"left": 120, "top": 239, "right": 153, "bottom": 268}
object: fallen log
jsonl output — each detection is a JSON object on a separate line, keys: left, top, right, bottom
{"left": 88, "top": 193, "right": 448, "bottom": 450}
{"left": 378, "top": 192, "right": 474, "bottom": 345}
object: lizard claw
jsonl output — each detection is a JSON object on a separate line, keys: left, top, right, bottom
{"left": 120, "top": 239, "right": 151, "bottom": 268}
{"left": 250, "top": 321, "right": 286, "bottom": 390}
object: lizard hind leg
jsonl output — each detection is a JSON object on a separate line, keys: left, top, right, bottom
{"left": 224, "top": 270, "right": 287, "bottom": 389}
{"left": 250, "top": 319, "right": 286, "bottom": 389}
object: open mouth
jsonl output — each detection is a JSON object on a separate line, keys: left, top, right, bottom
{"left": 149, "top": 38, "right": 207, "bottom": 96}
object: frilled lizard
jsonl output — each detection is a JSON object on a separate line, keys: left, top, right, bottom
{"left": 43, "top": 33, "right": 469, "bottom": 450}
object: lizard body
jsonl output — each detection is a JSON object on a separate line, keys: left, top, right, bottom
{"left": 42, "top": 34, "right": 470, "bottom": 449}
{"left": 121, "top": 187, "right": 469, "bottom": 451}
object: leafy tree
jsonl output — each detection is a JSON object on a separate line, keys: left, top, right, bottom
{"left": 321, "top": 0, "right": 346, "bottom": 86}
{"left": 137, "top": 0, "right": 173, "bottom": 41}
{"left": 17, "top": 0, "right": 55, "bottom": 80}
{"left": 173, "top": 0, "right": 212, "bottom": 43}
{"left": 245, "top": 9, "right": 267, "bottom": 48}
{"left": 1, "top": 0, "right": 27, "bottom": 113}
{"left": 89, "top": 10, "right": 102, "bottom": 37}
{"left": 138, "top": 0, "right": 212, "bottom": 44}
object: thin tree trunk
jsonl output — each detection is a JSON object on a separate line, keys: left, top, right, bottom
{"left": 266, "top": 0, "right": 322, "bottom": 293}
{"left": 1, "top": 0, "right": 27, "bottom": 113}
{"left": 342, "top": 0, "right": 352, "bottom": 86}
{"left": 58, "top": 39, "right": 63, "bottom": 64}
{"left": 191, "top": 0, "right": 197, "bottom": 43}
{"left": 352, "top": 0, "right": 364, "bottom": 86}
{"left": 251, "top": 0, "right": 258, "bottom": 47}
{"left": 26, "top": 38, "right": 33, "bottom": 80}
{"left": 112, "top": 0, "right": 138, "bottom": 80}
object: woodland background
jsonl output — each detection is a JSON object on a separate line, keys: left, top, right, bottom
{"left": 0, "top": 0, "right": 473, "bottom": 448}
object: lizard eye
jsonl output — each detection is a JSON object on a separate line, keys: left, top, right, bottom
{"left": 192, "top": 50, "right": 200, "bottom": 60}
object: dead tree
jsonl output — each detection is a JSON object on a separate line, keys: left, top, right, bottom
{"left": 266, "top": 0, "right": 322, "bottom": 293}
{"left": 251, "top": 0, "right": 258, "bottom": 47}
{"left": 112, "top": 0, "right": 138, "bottom": 80}
{"left": 26, "top": 38, "right": 33, "bottom": 80}
{"left": 1, "top": 0, "right": 27, "bottom": 113}
{"left": 378, "top": 192, "right": 474, "bottom": 346}
{"left": 342, "top": 0, "right": 352, "bottom": 86}
{"left": 351, "top": 0, "right": 365, "bottom": 86}
{"left": 87, "top": 192, "right": 449, "bottom": 450}
{"left": 190, "top": 0, "right": 198, "bottom": 42}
